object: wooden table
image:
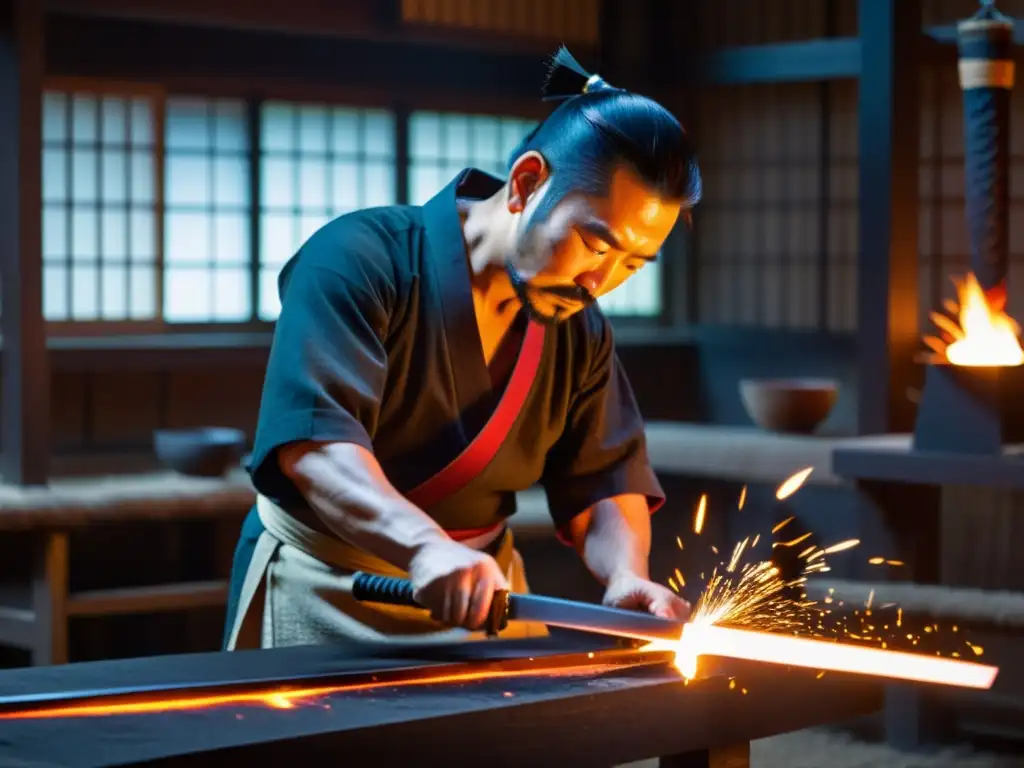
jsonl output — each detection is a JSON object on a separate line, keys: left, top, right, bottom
{"left": 831, "top": 437, "right": 1024, "bottom": 748}
{"left": 0, "top": 634, "right": 884, "bottom": 767}
{"left": 0, "top": 471, "right": 560, "bottom": 667}
{"left": 0, "top": 469, "right": 255, "bottom": 666}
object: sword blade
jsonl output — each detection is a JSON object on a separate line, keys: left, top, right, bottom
{"left": 506, "top": 594, "right": 685, "bottom": 643}
{"left": 346, "top": 572, "right": 685, "bottom": 643}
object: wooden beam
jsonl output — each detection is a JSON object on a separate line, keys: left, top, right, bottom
{"left": 855, "top": 0, "right": 922, "bottom": 434}
{"left": 45, "top": 0, "right": 591, "bottom": 57}
{"left": 46, "top": 332, "right": 275, "bottom": 372}
{"left": 0, "top": 606, "right": 35, "bottom": 650}
{"left": 44, "top": 14, "right": 552, "bottom": 104}
{"left": 46, "top": 0, "right": 381, "bottom": 37}
{"left": 0, "top": 0, "right": 49, "bottom": 485}
{"left": 66, "top": 580, "right": 229, "bottom": 617}
{"left": 695, "top": 38, "right": 862, "bottom": 84}
{"left": 926, "top": 22, "right": 1024, "bottom": 47}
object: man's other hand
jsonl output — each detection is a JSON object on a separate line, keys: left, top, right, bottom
{"left": 602, "top": 573, "right": 691, "bottom": 622}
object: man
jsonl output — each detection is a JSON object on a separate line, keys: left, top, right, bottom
{"left": 224, "top": 48, "right": 703, "bottom": 650}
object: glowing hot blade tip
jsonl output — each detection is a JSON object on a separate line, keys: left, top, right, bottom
{"left": 674, "top": 625, "right": 999, "bottom": 690}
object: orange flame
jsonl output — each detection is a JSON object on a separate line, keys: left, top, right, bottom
{"left": 944, "top": 273, "right": 1024, "bottom": 367}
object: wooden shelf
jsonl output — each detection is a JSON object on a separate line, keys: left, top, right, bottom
{"left": 833, "top": 438, "right": 1024, "bottom": 489}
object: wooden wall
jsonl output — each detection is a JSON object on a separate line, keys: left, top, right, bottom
{"left": 50, "top": 368, "right": 264, "bottom": 461}
{"left": 695, "top": 79, "right": 859, "bottom": 331}
{"left": 46, "top": 344, "right": 696, "bottom": 465}
{"left": 28, "top": 0, "right": 1024, "bottom": 464}
{"left": 400, "top": 0, "right": 600, "bottom": 46}
{"left": 695, "top": 0, "right": 1024, "bottom": 335}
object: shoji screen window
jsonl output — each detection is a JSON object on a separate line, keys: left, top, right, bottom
{"left": 407, "top": 112, "right": 536, "bottom": 205}
{"left": 597, "top": 257, "right": 662, "bottom": 317}
{"left": 258, "top": 102, "right": 397, "bottom": 320}
{"left": 163, "top": 97, "right": 251, "bottom": 323}
{"left": 42, "top": 91, "right": 158, "bottom": 322}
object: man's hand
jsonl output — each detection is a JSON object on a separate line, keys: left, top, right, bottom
{"left": 407, "top": 540, "right": 510, "bottom": 630}
{"left": 602, "top": 572, "right": 691, "bottom": 622}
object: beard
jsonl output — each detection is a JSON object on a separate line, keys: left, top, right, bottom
{"left": 505, "top": 205, "right": 595, "bottom": 325}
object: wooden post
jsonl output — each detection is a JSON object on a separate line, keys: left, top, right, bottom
{"left": 32, "top": 532, "right": 69, "bottom": 665}
{"left": 660, "top": 743, "right": 751, "bottom": 768}
{"left": 856, "top": 0, "right": 922, "bottom": 435}
{"left": 0, "top": 0, "right": 49, "bottom": 485}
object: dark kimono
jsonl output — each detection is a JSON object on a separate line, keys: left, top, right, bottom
{"left": 224, "top": 169, "right": 663, "bottom": 638}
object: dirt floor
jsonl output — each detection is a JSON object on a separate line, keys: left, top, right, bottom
{"left": 625, "top": 727, "right": 1024, "bottom": 767}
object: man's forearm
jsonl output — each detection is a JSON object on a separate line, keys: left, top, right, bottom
{"left": 279, "top": 441, "right": 449, "bottom": 571}
{"left": 570, "top": 494, "right": 652, "bottom": 585}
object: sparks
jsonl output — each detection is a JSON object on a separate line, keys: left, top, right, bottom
{"left": 776, "top": 467, "right": 814, "bottom": 500}
{"left": 662, "top": 491, "right": 996, "bottom": 696}
{"left": 771, "top": 516, "right": 795, "bottom": 534}
{"left": 693, "top": 495, "right": 707, "bottom": 534}
{"left": 822, "top": 539, "right": 860, "bottom": 555}
{"left": 738, "top": 485, "right": 747, "bottom": 510}
{"left": 727, "top": 538, "right": 749, "bottom": 573}
{"left": 774, "top": 532, "right": 812, "bottom": 548}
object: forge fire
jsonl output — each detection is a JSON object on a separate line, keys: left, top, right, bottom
{"left": 925, "top": 271, "right": 1024, "bottom": 367}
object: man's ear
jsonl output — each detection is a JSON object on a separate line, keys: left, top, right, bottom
{"left": 507, "top": 151, "right": 549, "bottom": 214}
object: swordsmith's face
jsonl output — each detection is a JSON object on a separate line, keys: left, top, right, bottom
{"left": 504, "top": 154, "right": 683, "bottom": 324}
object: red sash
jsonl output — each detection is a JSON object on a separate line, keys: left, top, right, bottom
{"left": 405, "top": 319, "right": 546, "bottom": 539}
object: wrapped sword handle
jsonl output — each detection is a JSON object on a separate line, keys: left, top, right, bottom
{"left": 349, "top": 571, "right": 510, "bottom": 636}
{"left": 350, "top": 572, "right": 420, "bottom": 607}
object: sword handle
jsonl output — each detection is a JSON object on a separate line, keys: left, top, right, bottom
{"left": 349, "top": 572, "right": 510, "bottom": 636}
{"left": 351, "top": 572, "right": 419, "bottom": 607}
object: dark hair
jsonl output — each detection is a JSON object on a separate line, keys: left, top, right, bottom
{"left": 508, "top": 47, "right": 702, "bottom": 214}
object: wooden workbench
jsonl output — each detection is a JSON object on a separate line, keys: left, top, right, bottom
{"left": 0, "top": 635, "right": 884, "bottom": 767}
{"left": 0, "top": 468, "right": 254, "bottom": 666}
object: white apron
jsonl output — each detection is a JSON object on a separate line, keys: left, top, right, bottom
{"left": 225, "top": 495, "right": 548, "bottom": 650}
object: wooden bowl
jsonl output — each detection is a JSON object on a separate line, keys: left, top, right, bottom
{"left": 739, "top": 378, "right": 839, "bottom": 434}
{"left": 154, "top": 427, "right": 247, "bottom": 477}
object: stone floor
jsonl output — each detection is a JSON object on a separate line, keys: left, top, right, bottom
{"left": 624, "top": 727, "right": 1024, "bottom": 767}
{"left": 750, "top": 728, "right": 1024, "bottom": 767}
